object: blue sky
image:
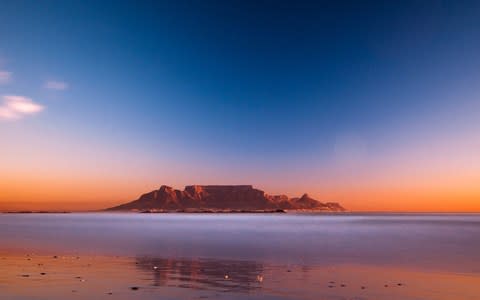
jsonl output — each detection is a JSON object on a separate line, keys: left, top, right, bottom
{"left": 1, "top": 1, "right": 480, "bottom": 210}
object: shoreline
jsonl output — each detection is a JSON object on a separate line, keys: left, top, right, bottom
{"left": 1, "top": 252, "right": 478, "bottom": 300}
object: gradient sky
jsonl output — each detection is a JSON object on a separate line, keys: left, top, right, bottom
{"left": 1, "top": 1, "right": 480, "bottom": 211}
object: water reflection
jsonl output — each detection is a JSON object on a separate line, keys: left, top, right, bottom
{"left": 135, "top": 256, "right": 265, "bottom": 292}
{"left": 1, "top": 253, "right": 480, "bottom": 300}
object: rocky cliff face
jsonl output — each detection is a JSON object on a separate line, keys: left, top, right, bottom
{"left": 107, "top": 185, "right": 345, "bottom": 212}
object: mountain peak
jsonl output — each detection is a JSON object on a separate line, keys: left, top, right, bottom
{"left": 107, "top": 185, "right": 345, "bottom": 212}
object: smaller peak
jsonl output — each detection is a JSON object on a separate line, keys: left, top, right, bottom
{"left": 296, "top": 193, "right": 319, "bottom": 203}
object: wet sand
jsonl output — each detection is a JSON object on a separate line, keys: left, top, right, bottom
{"left": 1, "top": 253, "right": 479, "bottom": 300}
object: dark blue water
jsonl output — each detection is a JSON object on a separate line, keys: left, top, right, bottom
{"left": 1, "top": 213, "right": 480, "bottom": 273}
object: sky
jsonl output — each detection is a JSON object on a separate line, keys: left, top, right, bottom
{"left": 1, "top": 0, "right": 480, "bottom": 211}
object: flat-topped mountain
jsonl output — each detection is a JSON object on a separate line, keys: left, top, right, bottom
{"left": 107, "top": 185, "right": 345, "bottom": 212}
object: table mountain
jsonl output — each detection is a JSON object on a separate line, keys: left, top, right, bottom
{"left": 106, "top": 185, "right": 345, "bottom": 212}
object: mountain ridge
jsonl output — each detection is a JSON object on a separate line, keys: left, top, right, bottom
{"left": 107, "top": 185, "right": 345, "bottom": 212}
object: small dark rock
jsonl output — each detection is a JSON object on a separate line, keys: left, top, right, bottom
{"left": 40, "top": 273, "right": 46, "bottom": 275}
{"left": 130, "top": 287, "right": 139, "bottom": 291}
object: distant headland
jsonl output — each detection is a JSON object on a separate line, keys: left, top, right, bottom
{"left": 107, "top": 185, "right": 345, "bottom": 213}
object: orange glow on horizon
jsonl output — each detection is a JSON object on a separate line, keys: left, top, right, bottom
{"left": 1, "top": 174, "right": 479, "bottom": 212}
{"left": 1, "top": 127, "right": 479, "bottom": 212}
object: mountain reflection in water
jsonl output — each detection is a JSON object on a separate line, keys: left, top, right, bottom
{"left": 135, "top": 256, "right": 265, "bottom": 292}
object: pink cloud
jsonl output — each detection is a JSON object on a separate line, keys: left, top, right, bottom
{"left": 0, "top": 95, "right": 45, "bottom": 121}
{"left": 0, "top": 70, "right": 12, "bottom": 84}
{"left": 45, "top": 80, "right": 68, "bottom": 90}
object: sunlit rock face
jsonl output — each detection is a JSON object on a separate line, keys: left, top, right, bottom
{"left": 107, "top": 185, "right": 345, "bottom": 212}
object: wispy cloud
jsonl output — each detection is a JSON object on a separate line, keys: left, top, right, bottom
{"left": 0, "top": 70, "right": 12, "bottom": 84}
{"left": 45, "top": 80, "right": 68, "bottom": 91}
{"left": 0, "top": 95, "right": 44, "bottom": 121}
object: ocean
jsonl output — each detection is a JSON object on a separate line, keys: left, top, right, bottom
{"left": 1, "top": 213, "right": 479, "bottom": 299}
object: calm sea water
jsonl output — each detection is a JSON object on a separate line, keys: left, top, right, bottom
{"left": 1, "top": 213, "right": 480, "bottom": 273}
{"left": 1, "top": 213, "right": 480, "bottom": 300}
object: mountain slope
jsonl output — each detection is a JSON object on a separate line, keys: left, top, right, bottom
{"left": 107, "top": 185, "right": 345, "bottom": 212}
